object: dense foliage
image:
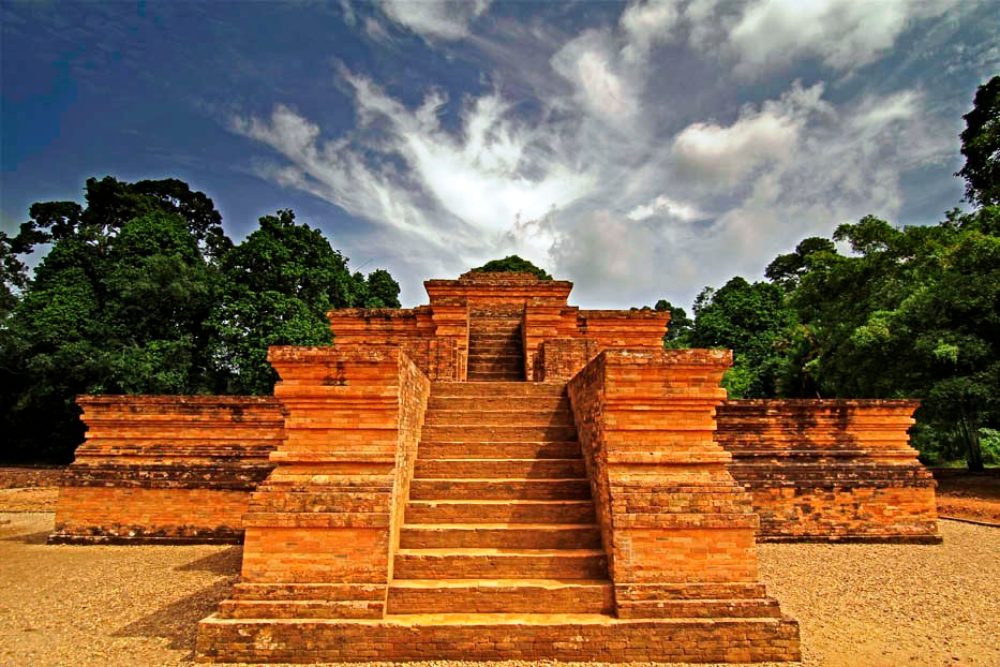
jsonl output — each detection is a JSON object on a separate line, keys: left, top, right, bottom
{"left": 471, "top": 255, "right": 553, "bottom": 280}
{"left": 0, "top": 177, "right": 399, "bottom": 462}
{"left": 958, "top": 75, "right": 1000, "bottom": 207}
{"left": 678, "top": 77, "right": 1000, "bottom": 470}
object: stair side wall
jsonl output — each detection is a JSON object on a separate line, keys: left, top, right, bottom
{"left": 716, "top": 399, "right": 940, "bottom": 542}
{"left": 566, "top": 350, "right": 787, "bottom": 622}
{"left": 50, "top": 396, "right": 283, "bottom": 544}
{"left": 231, "top": 344, "right": 429, "bottom": 619}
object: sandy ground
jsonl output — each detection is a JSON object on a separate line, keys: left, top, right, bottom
{"left": 933, "top": 470, "right": 1000, "bottom": 524}
{"left": 0, "top": 512, "right": 997, "bottom": 667}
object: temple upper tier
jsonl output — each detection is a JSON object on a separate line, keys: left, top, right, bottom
{"left": 328, "top": 270, "right": 671, "bottom": 382}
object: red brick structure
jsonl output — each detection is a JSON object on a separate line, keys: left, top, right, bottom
{"left": 51, "top": 396, "right": 282, "bottom": 544}
{"left": 52, "top": 271, "right": 941, "bottom": 662}
{"left": 716, "top": 399, "right": 939, "bottom": 542}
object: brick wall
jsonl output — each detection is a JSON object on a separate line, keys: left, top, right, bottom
{"left": 327, "top": 273, "right": 672, "bottom": 382}
{"left": 328, "top": 307, "right": 459, "bottom": 380}
{"left": 215, "top": 344, "right": 430, "bottom": 621}
{"left": 716, "top": 399, "right": 940, "bottom": 542}
{"left": 50, "top": 396, "right": 283, "bottom": 544}
{"left": 567, "top": 349, "right": 798, "bottom": 649}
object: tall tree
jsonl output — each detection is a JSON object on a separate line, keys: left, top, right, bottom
{"left": 777, "top": 211, "right": 1000, "bottom": 470}
{"left": 654, "top": 299, "right": 693, "bottom": 348}
{"left": 209, "top": 209, "right": 361, "bottom": 395}
{"left": 364, "top": 268, "right": 402, "bottom": 308}
{"left": 1, "top": 201, "right": 222, "bottom": 462}
{"left": 689, "top": 277, "right": 797, "bottom": 398}
{"left": 1, "top": 178, "right": 404, "bottom": 463}
{"left": 958, "top": 75, "right": 1000, "bottom": 208}
{"left": 0, "top": 232, "right": 29, "bottom": 319}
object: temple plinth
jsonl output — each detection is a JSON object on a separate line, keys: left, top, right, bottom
{"left": 49, "top": 270, "right": 942, "bottom": 663}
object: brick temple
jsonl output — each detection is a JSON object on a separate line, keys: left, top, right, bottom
{"left": 51, "top": 271, "right": 941, "bottom": 663}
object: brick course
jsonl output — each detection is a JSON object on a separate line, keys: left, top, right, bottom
{"left": 716, "top": 399, "right": 940, "bottom": 542}
{"left": 50, "top": 396, "right": 282, "bottom": 544}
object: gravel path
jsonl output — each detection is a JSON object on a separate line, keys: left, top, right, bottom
{"left": 1, "top": 513, "right": 997, "bottom": 667}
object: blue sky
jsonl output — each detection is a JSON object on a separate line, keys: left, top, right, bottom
{"left": 2, "top": 1, "right": 997, "bottom": 308}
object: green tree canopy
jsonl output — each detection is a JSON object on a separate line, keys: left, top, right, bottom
{"left": 1, "top": 179, "right": 402, "bottom": 462}
{"left": 1, "top": 206, "right": 221, "bottom": 462}
{"left": 207, "top": 209, "right": 395, "bottom": 395}
{"left": 689, "top": 277, "right": 798, "bottom": 398}
{"left": 776, "top": 210, "right": 1000, "bottom": 470}
{"left": 471, "top": 255, "right": 553, "bottom": 280}
{"left": 654, "top": 299, "right": 693, "bottom": 348}
{"left": 958, "top": 75, "right": 1000, "bottom": 207}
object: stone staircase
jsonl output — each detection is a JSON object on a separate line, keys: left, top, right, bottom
{"left": 467, "top": 309, "right": 525, "bottom": 381}
{"left": 388, "top": 380, "right": 614, "bottom": 615}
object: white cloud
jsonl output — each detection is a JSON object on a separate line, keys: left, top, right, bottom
{"left": 551, "top": 30, "right": 639, "bottom": 124}
{"left": 234, "top": 5, "right": 966, "bottom": 309}
{"left": 681, "top": 0, "right": 959, "bottom": 76}
{"left": 620, "top": 0, "right": 681, "bottom": 62}
{"left": 671, "top": 82, "right": 827, "bottom": 186}
{"left": 627, "top": 194, "right": 703, "bottom": 222}
{"left": 377, "top": 0, "right": 492, "bottom": 42}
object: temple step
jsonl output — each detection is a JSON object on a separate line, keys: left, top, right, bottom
{"left": 393, "top": 548, "right": 608, "bottom": 579}
{"left": 406, "top": 499, "right": 597, "bottom": 523}
{"left": 423, "top": 410, "right": 573, "bottom": 427}
{"left": 410, "top": 478, "right": 591, "bottom": 501}
{"left": 217, "top": 599, "right": 380, "bottom": 620}
{"left": 431, "top": 382, "right": 566, "bottom": 397}
{"left": 400, "top": 523, "right": 602, "bottom": 549}
{"left": 414, "top": 458, "right": 585, "bottom": 478}
{"left": 197, "top": 614, "right": 802, "bottom": 663}
{"left": 428, "top": 396, "right": 568, "bottom": 411}
{"left": 421, "top": 425, "right": 577, "bottom": 442}
{"left": 467, "top": 371, "right": 525, "bottom": 381}
{"left": 417, "top": 440, "right": 582, "bottom": 459}
{"left": 386, "top": 578, "right": 613, "bottom": 614}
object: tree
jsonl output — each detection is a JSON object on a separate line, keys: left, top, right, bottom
{"left": 765, "top": 237, "right": 837, "bottom": 291}
{"left": 209, "top": 210, "right": 361, "bottom": 395}
{"left": 654, "top": 299, "right": 693, "bottom": 348}
{"left": 13, "top": 176, "right": 230, "bottom": 260}
{"left": 958, "top": 75, "right": 1000, "bottom": 207}
{"left": 471, "top": 255, "right": 553, "bottom": 280}
{"left": 1, "top": 204, "right": 221, "bottom": 462}
{"left": 1, "top": 177, "right": 404, "bottom": 463}
{"left": 364, "top": 268, "right": 402, "bottom": 308}
{"left": 0, "top": 232, "right": 29, "bottom": 319}
{"left": 689, "top": 277, "right": 797, "bottom": 398}
{"left": 775, "top": 211, "right": 1000, "bottom": 470}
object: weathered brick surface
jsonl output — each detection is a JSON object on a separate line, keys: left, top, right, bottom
{"left": 50, "top": 396, "right": 283, "bottom": 544}
{"left": 328, "top": 272, "right": 671, "bottom": 382}
{"left": 195, "top": 615, "right": 801, "bottom": 663}
{"left": 716, "top": 399, "right": 940, "bottom": 542}
{"left": 196, "top": 357, "right": 799, "bottom": 664}
{"left": 204, "top": 344, "right": 430, "bottom": 624}
{"left": 567, "top": 349, "right": 798, "bottom": 646}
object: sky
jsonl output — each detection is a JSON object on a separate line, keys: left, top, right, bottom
{"left": 2, "top": 1, "right": 997, "bottom": 309}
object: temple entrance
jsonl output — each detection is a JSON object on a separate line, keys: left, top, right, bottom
{"left": 466, "top": 307, "right": 525, "bottom": 381}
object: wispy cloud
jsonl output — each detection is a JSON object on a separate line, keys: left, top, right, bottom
{"left": 231, "top": 0, "right": 972, "bottom": 307}
{"left": 376, "top": 0, "right": 492, "bottom": 42}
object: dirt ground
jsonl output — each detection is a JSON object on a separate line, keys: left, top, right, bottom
{"left": 2, "top": 467, "right": 997, "bottom": 666}
{"left": 932, "top": 469, "right": 1000, "bottom": 524}
{"left": 0, "top": 510, "right": 996, "bottom": 667}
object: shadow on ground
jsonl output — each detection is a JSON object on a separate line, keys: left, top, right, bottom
{"left": 0, "top": 529, "right": 50, "bottom": 544}
{"left": 115, "top": 576, "right": 237, "bottom": 658}
{"left": 175, "top": 545, "right": 242, "bottom": 575}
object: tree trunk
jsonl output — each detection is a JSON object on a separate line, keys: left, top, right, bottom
{"left": 959, "top": 416, "right": 985, "bottom": 472}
